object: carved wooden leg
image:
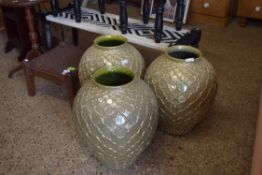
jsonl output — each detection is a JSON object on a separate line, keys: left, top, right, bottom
{"left": 51, "top": 0, "right": 59, "bottom": 17}
{"left": 98, "top": 0, "right": 105, "bottom": 14}
{"left": 175, "top": 0, "right": 184, "bottom": 31}
{"left": 239, "top": 17, "right": 247, "bottom": 27}
{"left": 23, "top": 63, "right": 36, "bottom": 96}
{"left": 74, "top": 0, "right": 81, "bottom": 22}
{"left": 8, "top": 7, "right": 41, "bottom": 78}
{"left": 143, "top": 0, "right": 150, "bottom": 24}
{"left": 119, "top": 0, "right": 128, "bottom": 34}
{"left": 154, "top": 0, "right": 166, "bottom": 43}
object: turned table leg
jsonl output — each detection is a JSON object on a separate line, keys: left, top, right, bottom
{"left": 119, "top": 0, "right": 128, "bottom": 34}
{"left": 8, "top": 6, "right": 41, "bottom": 78}
{"left": 143, "top": 0, "right": 150, "bottom": 24}
{"left": 24, "top": 6, "right": 41, "bottom": 59}
{"left": 175, "top": 0, "right": 184, "bottom": 31}
{"left": 154, "top": 0, "right": 166, "bottom": 43}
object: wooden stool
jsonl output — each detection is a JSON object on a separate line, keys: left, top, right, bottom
{"left": 23, "top": 44, "right": 84, "bottom": 106}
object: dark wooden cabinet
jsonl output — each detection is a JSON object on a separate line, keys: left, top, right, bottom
{"left": 237, "top": 0, "right": 262, "bottom": 26}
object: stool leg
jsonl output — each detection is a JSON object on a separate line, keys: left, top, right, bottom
{"left": 64, "top": 72, "right": 80, "bottom": 107}
{"left": 23, "top": 63, "right": 36, "bottom": 96}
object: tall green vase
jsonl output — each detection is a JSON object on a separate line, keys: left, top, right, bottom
{"left": 74, "top": 67, "right": 159, "bottom": 169}
{"left": 78, "top": 35, "right": 145, "bottom": 85}
{"left": 145, "top": 45, "right": 217, "bottom": 135}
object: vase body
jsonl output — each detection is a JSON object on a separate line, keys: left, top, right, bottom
{"left": 144, "top": 45, "right": 217, "bottom": 135}
{"left": 74, "top": 67, "right": 158, "bottom": 169}
{"left": 78, "top": 35, "right": 145, "bottom": 85}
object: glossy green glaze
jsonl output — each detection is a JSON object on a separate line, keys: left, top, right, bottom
{"left": 145, "top": 45, "right": 217, "bottom": 135}
{"left": 78, "top": 35, "right": 145, "bottom": 85}
{"left": 74, "top": 67, "right": 159, "bottom": 169}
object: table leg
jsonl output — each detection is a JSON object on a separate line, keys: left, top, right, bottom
{"left": 8, "top": 7, "right": 41, "bottom": 78}
{"left": 175, "top": 0, "right": 184, "bottom": 31}
{"left": 98, "top": 0, "right": 105, "bottom": 14}
{"left": 44, "top": 20, "right": 53, "bottom": 50}
{"left": 143, "top": 0, "right": 150, "bottom": 24}
{"left": 119, "top": 0, "right": 128, "bottom": 34}
{"left": 154, "top": 0, "right": 166, "bottom": 43}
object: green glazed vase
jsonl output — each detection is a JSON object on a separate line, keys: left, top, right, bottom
{"left": 73, "top": 67, "right": 159, "bottom": 169}
{"left": 78, "top": 35, "right": 145, "bottom": 85}
{"left": 144, "top": 45, "right": 217, "bottom": 135}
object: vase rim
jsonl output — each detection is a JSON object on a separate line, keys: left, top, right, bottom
{"left": 91, "top": 67, "right": 136, "bottom": 89}
{"left": 165, "top": 45, "right": 202, "bottom": 61}
{"left": 94, "top": 35, "right": 128, "bottom": 49}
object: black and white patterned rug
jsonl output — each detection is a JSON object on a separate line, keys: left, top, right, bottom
{"left": 46, "top": 7, "right": 189, "bottom": 51}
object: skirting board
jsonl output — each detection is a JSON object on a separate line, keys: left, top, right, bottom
{"left": 46, "top": 7, "right": 189, "bottom": 51}
{"left": 250, "top": 85, "right": 262, "bottom": 175}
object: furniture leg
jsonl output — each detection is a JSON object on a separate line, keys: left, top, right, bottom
{"left": 23, "top": 63, "right": 36, "bottom": 96}
{"left": 44, "top": 20, "right": 53, "bottom": 50}
{"left": 64, "top": 71, "right": 80, "bottom": 107}
{"left": 143, "top": 0, "right": 150, "bottom": 24}
{"left": 119, "top": 0, "right": 128, "bottom": 34}
{"left": 239, "top": 17, "right": 247, "bottom": 27}
{"left": 154, "top": 0, "right": 166, "bottom": 43}
{"left": 175, "top": 0, "right": 184, "bottom": 31}
{"left": 8, "top": 6, "right": 41, "bottom": 78}
{"left": 72, "top": 27, "right": 78, "bottom": 46}
{"left": 98, "top": 0, "right": 105, "bottom": 14}
{"left": 73, "top": 0, "right": 81, "bottom": 22}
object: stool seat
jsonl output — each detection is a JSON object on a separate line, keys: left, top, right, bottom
{"left": 28, "top": 44, "right": 83, "bottom": 74}
{"left": 23, "top": 44, "right": 84, "bottom": 106}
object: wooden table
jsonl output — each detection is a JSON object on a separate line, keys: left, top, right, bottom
{"left": 0, "top": 0, "right": 48, "bottom": 78}
{"left": 46, "top": 7, "right": 189, "bottom": 51}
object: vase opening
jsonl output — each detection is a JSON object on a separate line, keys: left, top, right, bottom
{"left": 166, "top": 45, "right": 201, "bottom": 60}
{"left": 169, "top": 51, "right": 198, "bottom": 60}
{"left": 95, "top": 35, "right": 127, "bottom": 48}
{"left": 95, "top": 70, "right": 134, "bottom": 86}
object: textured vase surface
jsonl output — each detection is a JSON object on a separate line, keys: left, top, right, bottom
{"left": 74, "top": 67, "right": 158, "bottom": 169}
{"left": 144, "top": 45, "right": 217, "bottom": 135}
{"left": 78, "top": 35, "right": 145, "bottom": 85}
